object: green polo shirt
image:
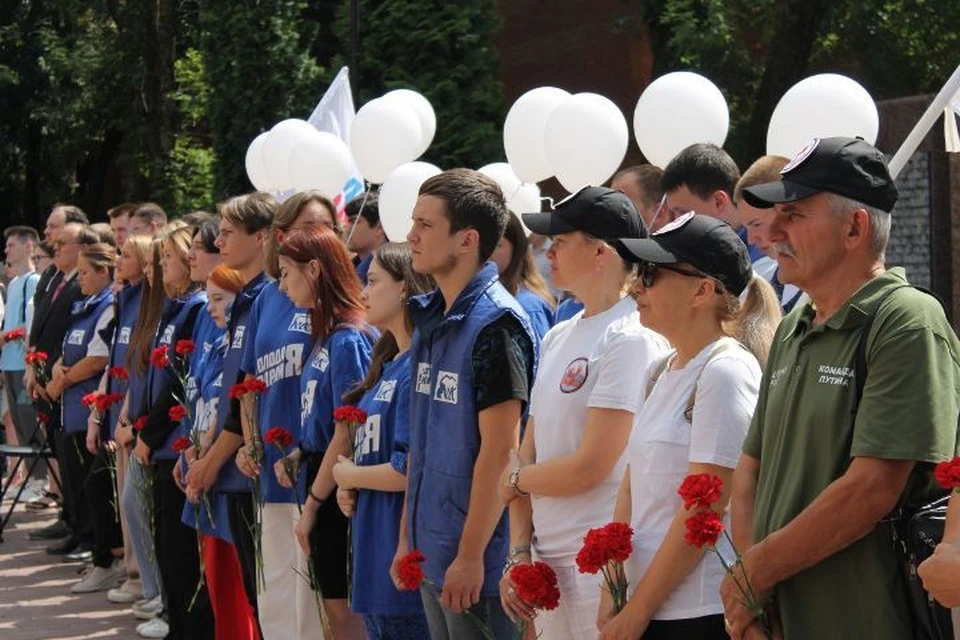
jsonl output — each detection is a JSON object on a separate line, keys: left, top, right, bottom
{"left": 743, "top": 267, "right": 960, "bottom": 639}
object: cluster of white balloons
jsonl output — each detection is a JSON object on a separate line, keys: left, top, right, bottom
{"left": 351, "top": 89, "right": 436, "bottom": 184}
{"left": 245, "top": 119, "right": 353, "bottom": 197}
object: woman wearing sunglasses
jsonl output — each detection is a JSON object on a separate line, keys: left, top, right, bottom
{"left": 596, "top": 213, "right": 780, "bottom": 640}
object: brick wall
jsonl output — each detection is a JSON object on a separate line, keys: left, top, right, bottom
{"left": 887, "top": 152, "right": 932, "bottom": 289}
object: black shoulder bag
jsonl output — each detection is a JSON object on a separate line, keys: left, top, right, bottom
{"left": 853, "top": 284, "right": 953, "bottom": 640}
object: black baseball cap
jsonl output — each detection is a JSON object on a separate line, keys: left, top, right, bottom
{"left": 616, "top": 212, "right": 752, "bottom": 295}
{"left": 521, "top": 186, "right": 647, "bottom": 240}
{"left": 741, "top": 136, "right": 898, "bottom": 213}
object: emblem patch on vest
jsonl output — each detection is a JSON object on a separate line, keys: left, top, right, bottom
{"left": 434, "top": 371, "right": 459, "bottom": 404}
{"left": 311, "top": 348, "right": 330, "bottom": 372}
{"left": 67, "top": 329, "right": 85, "bottom": 346}
{"left": 375, "top": 379, "right": 396, "bottom": 403}
{"left": 117, "top": 327, "right": 131, "bottom": 345}
{"left": 559, "top": 357, "right": 589, "bottom": 393}
{"left": 160, "top": 324, "right": 175, "bottom": 345}
{"left": 416, "top": 363, "right": 432, "bottom": 395}
{"left": 288, "top": 312, "right": 311, "bottom": 334}
{"left": 232, "top": 326, "right": 245, "bottom": 349}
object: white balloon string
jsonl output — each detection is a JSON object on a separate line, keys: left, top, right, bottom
{"left": 647, "top": 194, "right": 667, "bottom": 233}
{"left": 345, "top": 183, "right": 372, "bottom": 246}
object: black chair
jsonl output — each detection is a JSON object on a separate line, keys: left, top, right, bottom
{"left": 0, "top": 423, "right": 62, "bottom": 543}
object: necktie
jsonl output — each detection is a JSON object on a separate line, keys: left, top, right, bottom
{"left": 51, "top": 276, "right": 67, "bottom": 303}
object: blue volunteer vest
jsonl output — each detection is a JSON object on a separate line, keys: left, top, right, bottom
{"left": 181, "top": 331, "right": 233, "bottom": 541}
{"left": 106, "top": 282, "right": 141, "bottom": 439}
{"left": 145, "top": 290, "right": 207, "bottom": 460}
{"left": 406, "top": 262, "right": 536, "bottom": 596}
{"left": 241, "top": 282, "right": 314, "bottom": 504}
{"left": 62, "top": 286, "right": 115, "bottom": 434}
{"left": 213, "top": 272, "right": 268, "bottom": 493}
{"left": 516, "top": 287, "right": 555, "bottom": 341}
{"left": 351, "top": 351, "right": 424, "bottom": 616}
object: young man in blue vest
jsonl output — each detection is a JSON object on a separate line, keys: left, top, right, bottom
{"left": 392, "top": 169, "right": 537, "bottom": 639}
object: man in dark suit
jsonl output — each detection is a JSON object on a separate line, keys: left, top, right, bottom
{"left": 26, "top": 209, "right": 89, "bottom": 551}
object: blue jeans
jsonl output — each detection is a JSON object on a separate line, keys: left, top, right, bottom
{"left": 121, "top": 457, "right": 161, "bottom": 600}
{"left": 420, "top": 587, "right": 513, "bottom": 640}
{"left": 363, "top": 612, "right": 431, "bottom": 640}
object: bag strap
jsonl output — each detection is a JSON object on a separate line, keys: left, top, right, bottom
{"left": 645, "top": 339, "right": 744, "bottom": 422}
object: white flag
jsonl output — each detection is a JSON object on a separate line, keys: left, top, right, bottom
{"left": 307, "top": 67, "right": 365, "bottom": 215}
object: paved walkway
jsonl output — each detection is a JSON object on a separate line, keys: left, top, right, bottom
{"left": 0, "top": 494, "right": 140, "bottom": 640}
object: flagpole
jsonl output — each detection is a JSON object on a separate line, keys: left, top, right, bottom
{"left": 888, "top": 63, "right": 960, "bottom": 179}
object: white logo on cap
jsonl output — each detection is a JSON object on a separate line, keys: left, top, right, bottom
{"left": 781, "top": 138, "right": 820, "bottom": 174}
{"left": 653, "top": 211, "right": 695, "bottom": 236}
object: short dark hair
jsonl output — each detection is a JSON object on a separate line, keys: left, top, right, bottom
{"left": 90, "top": 222, "right": 117, "bottom": 249}
{"left": 54, "top": 203, "right": 89, "bottom": 225}
{"left": 661, "top": 143, "right": 740, "bottom": 200}
{"left": 37, "top": 241, "right": 54, "bottom": 258}
{"left": 192, "top": 217, "right": 221, "bottom": 254}
{"left": 419, "top": 168, "right": 508, "bottom": 263}
{"left": 107, "top": 202, "right": 137, "bottom": 220}
{"left": 131, "top": 202, "right": 168, "bottom": 226}
{"left": 218, "top": 192, "right": 276, "bottom": 235}
{"left": 77, "top": 226, "right": 100, "bottom": 246}
{"left": 181, "top": 210, "right": 215, "bottom": 228}
{"left": 4, "top": 226, "right": 40, "bottom": 244}
{"left": 613, "top": 165, "right": 664, "bottom": 209}
{"left": 346, "top": 192, "right": 380, "bottom": 227}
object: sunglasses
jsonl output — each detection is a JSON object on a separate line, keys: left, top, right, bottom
{"left": 52, "top": 239, "right": 77, "bottom": 249}
{"left": 637, "top": 262, "right": 710, "bottom": 288}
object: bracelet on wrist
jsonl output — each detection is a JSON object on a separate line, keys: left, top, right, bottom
{"left": 509, "top": 465, "right": 529, "bottom": 498}
{"left": 309, "top": 490, "right": 325, "bottom": 505}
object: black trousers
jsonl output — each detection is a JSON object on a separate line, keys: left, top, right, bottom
{"left": 85, "top": 446, "right": 122, "bottom": 568}
{"left": 58, "top": 430, "right": 94, "bottom": 546}
{"left": 643, "top": 614, "right": 727, "bottom": 639}
{"left": 226, "top": 490, "right": 262, "bottom": 635}
{"left": 153, "top": 459, "right": 214, "bottom": 640}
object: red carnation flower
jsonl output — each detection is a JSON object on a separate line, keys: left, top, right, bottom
{"left": 168, "top": 404, "right": 188, "bottom": 422}
{"left": 81, "top": 392, "right": 101, "bottom": 407}
{"left": 171, "top": 436, "right": 192, "bottom": 454}
{"left": 244, "top": 378, "right": 267, "bottom": 395}
{"left": 396, "top": 550, "right": 426, "bottom": 591}
{"left": 510, "top": 561, "right": 561, "bottom": 611}
{"left": 108, "top": 366, "right": 129, "bottom": 381}
{"left": 228, "top": 383, "right": 249, "bottom": 399}
{"left": 3, "top": 327, "right": 26, "bottom": 342}
{"left": 333, "top": 405, "right": 368, "bottom": 425}
{"left": 684, "top": 511, "right": 726, "bottom": 549}
{"left": 150, "top": 345, "right": 170, "bottom": 369}
{"left": 175, "top": 339, "right": 196, "bottom": 356}
{"left": 132, "top": 416, "right": 147, "bottom": 432}
{"left": 26, "top": 350, "right": 49, "bottom": 365}
{"left": 678, "top": 473, "right": 724, "bottom": 510}
{"left": 264, "top": 427, "right": 295, "bottom": 449}
{"left": 94, "top": 395, "right": 112, "bottom": 412}
{"left": 576, "top": 522, "right": 635, "bottom": 574}
{"left": 935, "top": 457, "right": 960, "bottom": 490}
{"left": 37, "top": 412, "right": 50, "bottom": 426}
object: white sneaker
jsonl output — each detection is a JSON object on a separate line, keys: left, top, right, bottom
{"left": 22, "top": 479, "right": 45, "bottom": 501}
{"left": 136, "top": 617, "right": 169, "bottom": 639}
{"left": 132, "top": 595, "right": 163, "bottom": 620}
{"left": 71, "top": 559, "right": 124, "bottom": 594}
{"left": 107, "top": 577, "right": 143, "bottom": 604}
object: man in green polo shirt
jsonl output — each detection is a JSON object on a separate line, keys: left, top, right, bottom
{"left": 720, "top": 136, "right": 960, "bottom": 639}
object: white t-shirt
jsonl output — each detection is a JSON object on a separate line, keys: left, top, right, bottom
{"left": 626, "top": 337, "right": 760, "bottom": 619}
{"left": 530, "top": 296, "right": 669, "bottom": 564}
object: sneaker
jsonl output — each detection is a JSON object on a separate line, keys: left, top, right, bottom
{"left": 137, "top": 616, "right": 169, "bottom": 639}
{"left": 133, "top": 595, "right": 163, "bottom": 620}
{"left": 70, "top": 559, "right": 125, "bottom": 594}
{"left": 108, "top": 578, "right": 143, "bottom": 604}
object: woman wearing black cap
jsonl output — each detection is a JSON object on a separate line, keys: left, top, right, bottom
{"left": 498, "top": 187, "right": 669, "bottom": 640}
{"left": 597, "top": 213, "right": 780, "bottom": 640}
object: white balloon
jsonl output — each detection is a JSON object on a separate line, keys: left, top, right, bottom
{"left": 379, "top": 161, "right": 442, "bottom": 242}
{"left": 544, "top": 93, "right": 629, "bottom": 193}
{"left": 633, "top": 72, "right": 729, "bottom": 168}
{"left": 383, "top": 89, "right": 436, "bottom": 157}
{"left": 351, "top": 98, "right": 422, "bottom": 184}
{"left": 288, "top": 132, "right": 353, "bottom": 198}
{"left": 478, "top": 162, "right": 540, "bottom": 234}
{"left": 766, "top": 74, "right": 879, "bottom": 157}
{"left": 503, "top": 87, "right": 570, "bottom": 183}
{"left": 245, "top": 132, "right": 273, "bottom": 191}
{"left": 262, "top": 119, "right": 317, "bottom": 191}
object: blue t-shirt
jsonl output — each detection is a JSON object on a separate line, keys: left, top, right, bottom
{"left": 555, "top": 297, "right": 584, "bottom": 323}
{"left": 241, "top": 281, "right": 313, "bottom": 503}
{"left": 515, "top": 288, "right": 555, "bottom": 341}
{"left": 351, "top": 351, "right": 423, "bottom": 616}
{"left": 299, "top": 326, "right": 375, "bottom": 455}
{"left": 355, "top": 254, "right": 373, "bottom": 285}
{"left": 0, "top": 272, "right": 39, "bottom": 371}
{"left": 181, "top": 331, "right": 233, "bottom": 541}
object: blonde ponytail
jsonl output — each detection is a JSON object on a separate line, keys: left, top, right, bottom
{"left": 719, "top": 275, "right": 781, "bottom": 368}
